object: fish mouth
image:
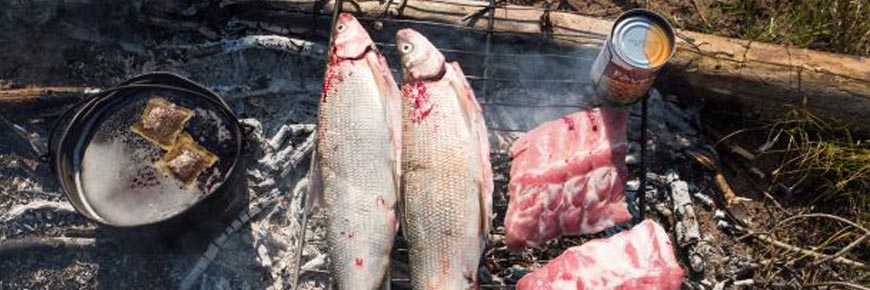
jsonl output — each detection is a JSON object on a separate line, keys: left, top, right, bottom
{"left": 402, "top": 58, "right": 421, "bottom": 71}
{"left": 403, "top": 61, "right": 448, "bottom": 82}
{"left": 333, "top": 42, "right": 375, "bottom": 61}
{"left": 337, "top": 12, "right": 356, "bottom": 23}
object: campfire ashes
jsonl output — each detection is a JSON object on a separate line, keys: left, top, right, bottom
{"left": 0, "top": 3, "right": 779, "bottom": 290}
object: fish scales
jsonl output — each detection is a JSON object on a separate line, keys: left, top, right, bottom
{"left": 403, "top": 77, "right": 481, "bottom": 289}
{"left": 314, "top": 13, "right": 401, "bottom": 290}
{"left": 397, "top": 28, "right": 492, "bottom": 290}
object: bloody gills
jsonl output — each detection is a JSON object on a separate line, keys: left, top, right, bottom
{"left": 396, "top": 28, "right": 493, "bottom": 290}
{"left": 311, "top": 13, "right": 402, "bottom": 290}
{"left": 517, "top": 219, "right": 684, "bottom": 290}
{"left": 504, "top": 108, "right": 632, "bottom": 251}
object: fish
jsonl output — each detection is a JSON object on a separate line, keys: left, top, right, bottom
{"left": 395, "top": 28, "right": 493, "bottom": 290}
{"left": 311, "top": 13, "right": 402, "bottom": 290}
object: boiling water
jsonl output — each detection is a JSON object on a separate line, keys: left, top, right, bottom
{"left": 75, "top": 97, "right": 228, "bottom": 226}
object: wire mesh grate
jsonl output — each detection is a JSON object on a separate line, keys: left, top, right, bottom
{"left": 291, "top": 1, "right": 650, "bottom": 288}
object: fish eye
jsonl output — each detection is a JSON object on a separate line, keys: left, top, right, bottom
{"left": 400, "top": 43, "right": 413, "bottom": 53}
{"left": 336, "top": 24, "right": 346, "bottom": 32}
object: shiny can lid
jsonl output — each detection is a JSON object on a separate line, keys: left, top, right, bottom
{"left": 611, "top": 12, "right": 674, "bottom": 69}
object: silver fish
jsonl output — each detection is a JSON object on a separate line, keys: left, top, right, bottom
{"left": 395, "top": 28, "right": 493, "bottom": 290}
{"left": 311, "top": 13, "right": 402, "bottom": 290}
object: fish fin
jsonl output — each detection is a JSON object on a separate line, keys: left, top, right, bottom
{"left": 372, "top": 50, "right": 404, "bottom": 180}
{"left": 306, "top": 142, "right": 324, "bottom": 212}
{"left": 365, "top": 49, "right": 402, "bottom": 161}
{"left": 448, "top": 62, "right": 493, "bottom": 244}
{"left": 367, "top": 50, "right": 404, "bottom": 233}
{"left": 380, "top": 270, "right": 392, "bottom": 290}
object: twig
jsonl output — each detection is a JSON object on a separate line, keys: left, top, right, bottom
{"left": 804, "top": 281, "right": 870, "bottom": 290}
{"left": 159, "top": 35, "right": 327, "bottom": 59}
{"left": 0, "top": 200, "right": 75, "bottom": 223}
{"left": 0, "top": 237, "right": 95, "bottom": 255}
{"left": 766, "top": 213, "right": 870, "bottom": 268}
{"left": 671, "top": 180, "right": 700, "bottom": 245}
{"left": 813, "top": 233, "right": 869, "bottom": 267}
{"left": 688, "top": 0, "right": 710, "bottom": 29}
{"left": 775, "top": 213, "right": 870, "bottom": 235}
{"left": 268, "top": 124, "right": 317, "bottom": 150}
{"left": 689, "top": 150, "right": 749, "bottom": 207}
{"left": 279, "top": 131, "right": 317, "bottom": 178}
{"left": 0, "top": 115, "right": 47, "bottom": 157}
{"left": 735, "top": 226, "right": 867, "bottom": 269}
{"left": 713, "top": 172, "right": 742, "bottom": 207}
{"left": 0, "top": 86, "right": 95, "bottom": 105}
{"left": 223, "top": 87, "right": 312, "bottom": 102}
{"left": 143, "top": 16, "right": 219, "bottom": 39}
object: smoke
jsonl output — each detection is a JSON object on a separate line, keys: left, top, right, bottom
{"left": 346, "top": 16, "right": 608, "bottom": 133}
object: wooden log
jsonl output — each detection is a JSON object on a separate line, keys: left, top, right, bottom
{"left": 270, "top": 0, "right": 868, "bottom": 133}
{"left": 0, "top": 87, "right": 92, "bottom": 113}
{"left": 6, "top": 0, "right": 867, "bottom": 133}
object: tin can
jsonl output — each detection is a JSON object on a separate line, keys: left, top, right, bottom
{"left": 590, "top": 9, "right": 676, "bottom": 105}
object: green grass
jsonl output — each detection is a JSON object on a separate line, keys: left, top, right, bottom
{"left": 763, "top": 106, "right": 869, "bottom": 213}
{"left": 716, "top": 0, "right": 869, "bottom": 56}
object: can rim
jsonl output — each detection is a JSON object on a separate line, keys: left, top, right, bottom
{"left": 609, "top": 9, "right": 676, "bottom": 70}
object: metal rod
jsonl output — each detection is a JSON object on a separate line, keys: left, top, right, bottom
{"left": 248, "top": 8, "right": 607, "bottom": 41}
{"left": 481, "top": 0, "right": 496, "bottom": 105}
{"left": 373, "top": 42, "right": 596, "bottom": 61}
{"left": 291, "top": 199, "right": 311, "bottom": 289}
{"left": 637, "top": 92, "right": 649, "bottom": 223}
{"left": 327, "top": 0, "right": 344, "bottom": 49}
{"left": 292, "top": 1, "right": 342, "bottom": 288}
{"left": 466, "top": 76, "right": 587, "bottom": 83}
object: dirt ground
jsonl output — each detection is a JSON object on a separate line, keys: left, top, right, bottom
{"left": 0, "top": 0, "right": 866, "bottom": 290}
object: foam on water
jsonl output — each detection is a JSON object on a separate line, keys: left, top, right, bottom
{"left": 77, "top": 134, "right": 207, "bottom": 225}
{"left": 74, "top": 97, "right": 226, "bottom": 226}
{"left": 195, "top": 107, "right": 231, "bottom": 143}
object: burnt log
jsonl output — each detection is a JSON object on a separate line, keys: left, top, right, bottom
{"left": 2, "top": 0, "right": 868, "bottom": 134}
{"left": 231, "top": 0, "right": 868, "bottom": 133}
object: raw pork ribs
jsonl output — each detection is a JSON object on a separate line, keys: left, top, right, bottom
{"left": 505, "top": 108, "right": 632, "bottom": 250}
{"left": 517, "top": 219, "right": 684, "bottom": 290}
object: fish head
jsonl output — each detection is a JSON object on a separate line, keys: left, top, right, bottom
{"left": 396, "top": 28, "right": 445, "bottom": 81}
{"left": 332, "top": 13, "right": 373, "bottom": 59}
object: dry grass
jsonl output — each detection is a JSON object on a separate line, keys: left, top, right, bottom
{"left": 716, "top": 105, "right": 869, "bottom": 287}
{"left": 536, "top": 0, "right": 870, "bottom": 56}
{"left": 761, "top": 106, "right": 869, "bottom": 215}
{"left": 716, "top": 0, "right": 870, "bottom": 56}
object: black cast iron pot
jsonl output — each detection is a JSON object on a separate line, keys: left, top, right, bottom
{"left": 48, "top": 72, "right": 246, "bottom": 231}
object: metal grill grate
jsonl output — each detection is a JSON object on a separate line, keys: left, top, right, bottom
{"left": 291, "top": 1, "right": 650, "bottom": 288}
